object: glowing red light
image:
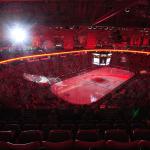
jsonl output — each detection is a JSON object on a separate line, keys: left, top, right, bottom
{"left": 0, "top": 49, "right": 149, "bottom": 65}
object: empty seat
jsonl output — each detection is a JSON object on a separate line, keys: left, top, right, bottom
{"left": 132, "top": 129, "right": 150, "bottom": 141}
{"left": 4, "top": 124, "right": 20, "bottom": 135}
{"left": 106, "top": 140, "right": 139, "bottom": 150}
{"left": 42, "top": 124, "right": 58, "bottom": 139}
{"left": 0, "top": 141, "right": 12, "bottom": 150}
{"left": 105, "top": 129, "right": 129, "bottom": 142}
{"left": 76, "top": 130, "right": 99, "bottom": 142}
{"left": 48, "top": 130, "right": 72, "bottom": 142}
{"left": 7, "top": 142, "right": 41, "bottom": 150}
{"left": 22, "top": 124, "right": 39, "bottom": 130}
{"left": 7, "top": 141, "right": 41, "bottom": 150}
{"left": 0, "top": 131, "right": 15, "bottom": 142}
{"left": 18, "top": 130, "right": 43, "bottom": 144}
{"left": 74, "top": 140, "right": 105, "bottom": 150}
{"left": 42, "top": 140, "right": 73, "bottom": 150}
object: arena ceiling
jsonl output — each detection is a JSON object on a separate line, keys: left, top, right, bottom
{"left": 0, "top": 0, "right": 150, "bottom": 27}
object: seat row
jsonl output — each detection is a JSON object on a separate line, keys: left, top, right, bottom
{"left": 0, "top": 129, "right": 150, "bottom": 143}
{"left": 0, "top": 140, "right": 150, "bottom": 150}
{"left": 0, "top": 122, "right": 147, "bottom": 131}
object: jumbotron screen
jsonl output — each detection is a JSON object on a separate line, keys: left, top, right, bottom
{"left": 93, "top": 53, "right": 112, "bottom": 66}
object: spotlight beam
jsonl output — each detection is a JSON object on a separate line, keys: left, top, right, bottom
{"left": 0, "top": 49, "right": 149, "bottom": 65}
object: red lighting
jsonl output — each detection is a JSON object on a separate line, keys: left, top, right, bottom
{"left": 0, "top": 49, "right": 149, "bottom": 65}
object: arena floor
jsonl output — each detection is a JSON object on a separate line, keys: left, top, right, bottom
{"left": 51, "top": 67, "right": 134, "bottom": 105}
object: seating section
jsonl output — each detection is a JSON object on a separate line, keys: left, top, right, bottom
{"left": 0, "top": 109, "right": 149, "bottom": 150}
{"left": 1, "top": 27, "right": 150, "bottom": 58}
{"left": 0, "top": 140, "right": 149, "bottom": 150}
{"left": 0, "top": 53, "right": 149, "bottom": 110}
{"left": 0, "top": 124, "right": 148, "bottom": 149}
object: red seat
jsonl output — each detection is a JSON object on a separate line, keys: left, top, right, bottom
{"left": 75, "top": 140, "right": 105, "bottom": 150}
{"left": 22, "top": 124, "right": 39, "bottom": 130}
{"left": 18, "top": 130, "right": 43, "bottom": 144}
{"left": 7, "top": 141, "right": 41, "bottom": 150}
{"left": 4, "top": 124, "right": 20, "bottom": 135}
{"left": 76, "top": 130, "right": 99, "bottom": 142}
{"left": 0, "top": 131, "right": 15, "bottom": 142}
{"left": 42, "top": 140, "right": 73, "bottom": 150}
{"left": 106, "top": 140, "right": 139, "bottom": 150}
{"left": 48, "top": 130, "right": 72, "bottom": 142}
{"left": 105, "top": 129, "right": 129, "bottom": 142}
{"left": 0, "top": 141, "right": 12, "bottom": 149}
{"left": 41, "top": 124, "right": 58, "bottom": 139}
{"left": 132, "top": 129, "right": 150, "bottom": 141}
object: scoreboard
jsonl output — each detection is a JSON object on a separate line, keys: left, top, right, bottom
{"left": 93, "top": 53, "right": 112, "bottom": 66}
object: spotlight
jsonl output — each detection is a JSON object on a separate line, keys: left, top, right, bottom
{"left": 9, "top": 25, "right": 28, "bottom": 43}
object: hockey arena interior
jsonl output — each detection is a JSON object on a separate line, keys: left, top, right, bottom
{"left": 0, "top": 0, "right": 149, "bottom": 150}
